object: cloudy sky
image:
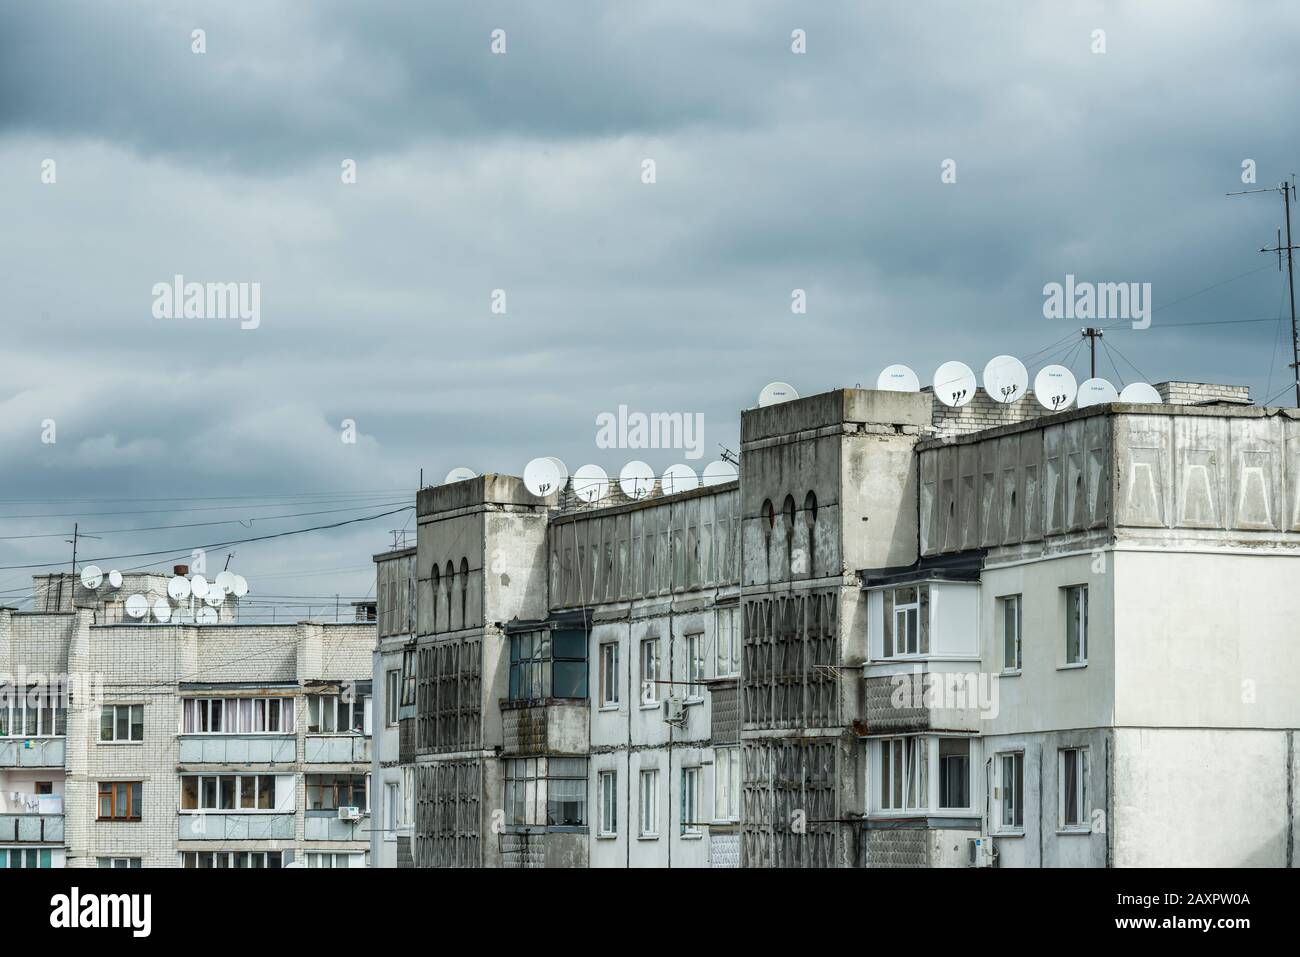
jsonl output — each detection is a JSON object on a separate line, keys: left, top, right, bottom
{"left": 1, "top": 0, "right": 1298, "bottom": 611}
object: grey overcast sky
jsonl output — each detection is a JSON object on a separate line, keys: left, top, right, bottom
{"left": 1, "top": 0, "right": 1298, "bottom": 609}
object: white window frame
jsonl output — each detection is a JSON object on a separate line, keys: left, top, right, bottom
{"left": 638, "top": 769, "right": 659, "bottom": 838}
{"left": 715, "top": 606, "right": 740, "bottom": 677}
{"left": 181, "top": 696, "right": 295, "bottom": 735}
{"left": 597, "top": 770, "right": 617, "bottom": 838}
{"left": 640, "top": 638, "right": 660, "bottom": 707}
{"left": 599, "top": 642, "right": 620, "bottom": 709}
{"left": 97, "top": 857, "right": 142, "bottom": 868}
{"left": 100, "top": 703, "right": 144, "bottom": 743}
{"left": 936, "top": 737, "right": 973, "bottom": 812}
{"left": 1064, "top": 585, "right": 1088, "bottom": 666}
{"left": 181, "top": 850, "right": 284, "bottom": 868}
{"left": 685, "top": 632, "right": 705, "bottom": 702}
{"left": 997, "top": 751, "right": 1025, "bottom": 833}
{"left": 712, "top": 747, "right": 740, "bottom": 823}
{"left": 680, "top": 766, "right": 702, "bottom": 837}
{"left": 385, "top": 669, "right": 400, "bottom": 726}
{"left": 875, "top": 736, "right": 928, "bottom": 813}
{"left": 1000, "top": 594, "right": 1022, "bottom": 673}
{"left": 1059, "top": 747, "right": 1089, "bottom": 831}
{"left": 307, "top": 693, "right": 371, "bottom": 735}
{"left": 180, "top": 773, "right": 289, "bottom": 813}
{"left": 385, "top": 781, "right": 400, "bottom": 839}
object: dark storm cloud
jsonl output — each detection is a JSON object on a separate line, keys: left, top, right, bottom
{"left": 1, "top": 0, "right": 1299, "bottom": 603}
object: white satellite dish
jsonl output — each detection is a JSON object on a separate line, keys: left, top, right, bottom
{"left": 758, "top": 382, "right": 798, "bottom": 407}
{"left": 232, "top": 574, "right": 249, "bottom": 598}
{"left": 197, "top": 606, "right": 218, "bottom": 625}
{"left": 546, "top": 457, "right": 570, "bottom": 492}
{"left": 702, "top": 460, "right": 739, "bottom": 486}
{"left": 933, "top": 361, "right": 977, "bottom": 408}
{"left": 80, "top": 565, "right": 103, "bottom": 590}
{"left": 1077, "top": 377, "right": 1120, "bottom": 408}
{"left": 107, "top": 569, "right": 122, "bottom": 589}
{"left": 173, "top": 604, "right": 194, "bottom": 624}
{"left": 215, "top": 571, "right": 236, "bottom": 595}
{"left": 152, "top": 598, "right": 172, "bottom": 623}
{"left": 124, "top": 594, "right": 148, "bottom": 619}
{"left": 1034, "top": 365, "right": 1078, "bottom": 411}
{"left": 167, "top": 576, "right": 191, "bottom": 600}
{"left": 571, "top": 464, "right": 610, "bottom": 503}
{"left": 619, "top": 461, "right": 655, "bottom": 500}
{"left": 661, "top": 464, "right": 699, "bottom": 495}
{"left": 204, "top": 589, "right": 224, "bottom": 608}
{"left": 524, "top": 457, "right": 564, "bottom": 496}
{"left": 190, "top": 575, "right": 209, "bottom": 599}
{"left": 983, "top": 355, "right": 1029, "bottom": 405}
{"left": 444, "top": 467, "right": 477, "bottom": 484}
{"left": 876, "top": 364, "right": 920, "bottom": 392}
{"left": 1120, "top": 382, "right": 1162, "bottom": 404}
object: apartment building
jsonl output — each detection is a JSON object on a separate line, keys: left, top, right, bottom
{"left": 0, "top": 571, "right": 375, "bottom": 868}
{"left": 382, "top": 378, "right": 1300, "bottom": 868}
{"left": 372, "top": 546, "right": 416, "bottom": 868}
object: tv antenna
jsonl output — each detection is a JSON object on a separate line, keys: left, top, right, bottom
{"left": 1228, "top": 176, "right": 1299, "bottom": 406}
{"left": 66, "top": 523, "right": 102, "bottom": 577}
{"left": 1080, "top": 328, "right": 1104, "bottom": 379}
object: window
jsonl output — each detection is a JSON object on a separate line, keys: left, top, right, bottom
{"left": 999, "top": 752, "right": 1024, "bottom": 829}
{"left": 385, "top": 782, "right": 400, "bottom": 837}
{"left": 1000, "top": 595, "right": 1022, "bottom": 672}
{"left": 400, "top": 647, "right": 417, "bottom": 707}
{"left": 881, "top": 585, "right": 929, "bottom": 658}
{"left": 182, "top": 696, "right": 295, "bottom": 734}
{"left": 938, "top": 738, "right": 971, "bottom": 809}
{"left": 685, "top": 633, "right": 705, "bottom": 700}
{"left": 598, "top": 642, "right": 620, "bottom": 708}
{"left": 306, "top": 774, "right": 367, "bottom": 811}
{"left": 716, "top": 606, "right": 740, "bottom": 677}
{"left": 1065, "top": 586, "right": 1088, "bottom": 664}
{"left": 508, "top": 629, "right": 589, "bottom": 702}
{"left": 1060, "top": 748, "right": 1088, "bottom": 829}
{"left": 877, "top": 737, "right": 927, "bottom": 812}
{"left": 182, "top": 851, "right": 284, "bottom": 868}
{"left": 0, "top": 848, "right": 54, "bottom": 868}
{"left": 503, "top": 757, "right": 587, "bottom": 826}
{"left": 713, "top": 747, "right": 740, "bottom": 823}
{"left": 97, "top": 857, "right": 142, "bottom": 868}
{"left": 181, "top": 774, "right": 284, "bottom": 811}
{"left": 640, "top": 638, "right": 661, "bottom": 705}
{"left": 307, "top": 693, "right": 369, "bottom": 734}
{"left": 0, "top": 683, "right": 68, "bottom": 737}
{"left": 639, "top": 769, "right": 659, "bottom": 837}
{"left": 97, "top": 781, "right": 142, "bottom": 822}
{"left": 598, "top": 771, "right": 617, "bottom": 837}
{"left": 680, "top": 766, "right": 701, "bottom": 836}
{"left": 305, "top": 852, "right": 363, "bottom": 868}
{"left": 386, "top": 669, "right": 400, "bottom": 726}
{"left": 100, "top": 704, "right": 144, "bottom": 742}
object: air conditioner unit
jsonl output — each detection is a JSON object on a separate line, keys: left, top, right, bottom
{"left": 967, "top": 836, "right": 997, "bottom": 868}
{"left": 338, "top": 806, "right": 362, "bottom": 821}
{"left": 663, "top": 694, "right": 684, "bottom": 723}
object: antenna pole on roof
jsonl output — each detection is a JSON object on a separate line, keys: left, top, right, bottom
{"left": 1229, "top": 176, "right": 1300, "bottom": 406}
{"left": 1081, "top": 328, "right": 1103, "bottom": 379}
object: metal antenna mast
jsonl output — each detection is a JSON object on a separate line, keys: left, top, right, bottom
{"left": 1228, "top": 177, "right": 1300, "bottom": 406}
{"left": 1081, "top": 328, "right": 1104, "bottom": 379}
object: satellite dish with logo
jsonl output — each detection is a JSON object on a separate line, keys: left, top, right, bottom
{"left": 1077, "top": 378, "right": 1119, "bottom": 408}
{"left": 204, "top": 589, "right": 225, "bottom": 608}
{"left": 619, "top": 461, "right": 655, "bottom": 500}
{"left": 107, "top": 570, "right": 123, "bottom": 589}
{"left": 1119, "top": 382, "right": 1162, "bottom": 404}
{"left": 933, "top": 361, "right": 977, "bottom": 408}
{"left": 124, "top": 594, "right": 148, "bottom": 620}
{"left": 702, "top": 460, "right": 739, "bottom": 486}
{"left": 876, "top": 364, "right": 920, "bottom": 392}
{"left": 215, "top": 571, "right": 236, "bottom": 595}
{"left": 983, "top": 355, "right": 1029, "bottom": 405}
{"left": 572, "top": 464, "right": 610, "bottom": 504}
{"left": 444, "top": 467, "right": 477, "bottom": 485}
{"left": 232, "top": 575, "right": 249, "bottom": 598}
{"left": 80, "top": 565, "right": 103, "bottom": 590}
{"left": 190, "top": 575, "right": 209, "bottom": 599}
{"left": 168, "top": 576, "right": 191, "bottom": 601}
{"left": 758, "top": 382, "right": 798, "bottom": 407}
{"left": 1033, "top": 365, "right": 1078, "bottom": 411}
{"left": 152, "top": 598, "right": 172, "bottom": 623}
{"left": 661, "top": 464, "right": 699, "bottom": 495}
{"left": 524, "top": 457, "right": 564, "bottom": 496}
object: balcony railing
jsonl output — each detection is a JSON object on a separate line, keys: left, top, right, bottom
{"left": 0, "top": 813, "right": 65, "bottom": 843}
